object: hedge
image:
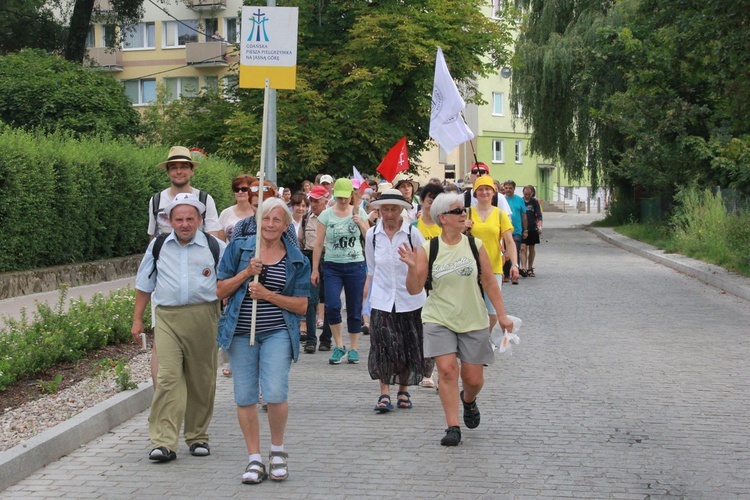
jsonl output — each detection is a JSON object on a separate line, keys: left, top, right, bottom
{"left": 0, "top": 128, "right": 242, "bottom": 272}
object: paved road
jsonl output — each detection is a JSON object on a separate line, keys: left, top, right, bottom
{"left": 4, "top": 213, "right": 750, "bottom": 498}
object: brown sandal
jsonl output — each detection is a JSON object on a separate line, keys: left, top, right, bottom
{"left": 527, "top": 268, "right": 535, "bottom": 277}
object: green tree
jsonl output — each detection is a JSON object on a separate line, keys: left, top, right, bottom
{"left": 0, "top": 50, "right": 139, "bottom": 137}
{"left": 512, "top": 0, "right": 750, "bottom": 203}
{"left": 0, "top": 0, "right": 67, "bottom": 55}
{"left": 143, "top": 0, "right": 515, "bottom": 184}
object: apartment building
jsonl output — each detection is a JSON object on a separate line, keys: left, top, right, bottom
{"left": 85, "top": 0, "right": 241, "bottom": 106}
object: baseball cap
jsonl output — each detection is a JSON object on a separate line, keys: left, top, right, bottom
{"left": 320, "top": 174, "right": 334, "bottom": 184}
{"left": 333, "top": 178, "right": 354, "bottom": 198}
{"left": 308, "top": 185, "right": 330, "bottom": 199}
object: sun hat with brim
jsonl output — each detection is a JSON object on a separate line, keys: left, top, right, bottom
{"left": 473, "top": 174, "right": 497, "bottom": 192}
{"left": 392, "top": 172, "right": 420, "bottom": 194}
{"left": 333, "top": 178, "right": 354, "bottom": 198}
{"left": 369, "top": 189, "right": 412, "bottom": 210}
{"left": 163, "top": 192, "right": 206, "bottom": 217}
{"left": 308, "top": 185, "right": 330, "bottom": 199}
{"left": 158, "top": 146, "right": 200, "bottom": 169}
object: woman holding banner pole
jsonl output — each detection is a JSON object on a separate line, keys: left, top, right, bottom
{"left": 216, "top": 197, "right": 310, "bottom": 484}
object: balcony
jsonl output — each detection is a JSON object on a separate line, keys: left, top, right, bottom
{"left": 186, "top": 42, "right": 228, "bottom": 67}
{"left": 93, "top": 0, "right": 115, "bottom": 18}
{"left": 184, "top": 0, "right": 227, "bottom": 10}
{"left": 86, "top": 47, "right": 123, "bottom": 72}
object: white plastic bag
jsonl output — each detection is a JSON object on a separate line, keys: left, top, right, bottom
{"left": 490, "top": 315, "right": 522, "bottom": 355}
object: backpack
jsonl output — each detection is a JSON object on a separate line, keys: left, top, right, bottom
{"left": 148, "top": 231, "right": 221, "bottom": 279}
{"left": 151, "top": 190, "right": 209, "bottom": 225}
{"left": 372, "top": 223, "right": 413, "bottom": 251}
{"left": 424, "top": 235, "right": 483, "bottom": 297}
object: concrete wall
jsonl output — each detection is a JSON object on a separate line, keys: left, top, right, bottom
{"left": 0, "top": 255, "right": 142, "bottom": 300}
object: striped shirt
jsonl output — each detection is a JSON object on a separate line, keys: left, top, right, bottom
{"left": 234, "top": 255, "right": 288, "bottom": 335}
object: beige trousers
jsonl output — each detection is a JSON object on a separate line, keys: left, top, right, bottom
{"left": 149, "top": 301, "right": 220, "bottom": 451}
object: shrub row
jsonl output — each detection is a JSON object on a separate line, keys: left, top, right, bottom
{"left": 0, "top": 127, "right": 242, "bottom": 272}
{"left": 0, "top": 287, "right": 141, "bottom": 391}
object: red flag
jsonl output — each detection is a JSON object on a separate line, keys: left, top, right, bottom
{"left": 376, "top": 137, "right": 409, "bottom": 182}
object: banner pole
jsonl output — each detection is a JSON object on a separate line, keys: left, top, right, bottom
{"left": 250, "top": 78, "right": 271, "bottom": 346}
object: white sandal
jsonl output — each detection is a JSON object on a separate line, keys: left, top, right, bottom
{"left": 268, "top": 451, "right": 289, "bottom": 481}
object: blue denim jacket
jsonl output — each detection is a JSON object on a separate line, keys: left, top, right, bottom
{"left": 216, "top": 235, "right": 310, "bottom": 361}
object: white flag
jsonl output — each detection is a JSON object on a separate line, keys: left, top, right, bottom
{"left": 429, "top": 47, "right": 474, "bottom": 154}
{"left": 352, "top": 165, "right": 365, "bottom": 184}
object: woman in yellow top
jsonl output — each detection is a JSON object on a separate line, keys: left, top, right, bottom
{"left": 414, "top": 182, "right": 445, "bottom": 242}
{"left": 464, "top": 175, "right": 518, "bottom": 331}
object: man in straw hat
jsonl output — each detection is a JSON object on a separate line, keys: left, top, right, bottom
{"left": 148, "top": 146, "right": 221, "bottom": 240}
{"left": 132, "top": 193, "right": 226, "bottom": 462}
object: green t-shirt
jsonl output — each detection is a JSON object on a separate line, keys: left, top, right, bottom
{"left": 318, "top": 206, "right": 369, "bottom": 263}
{"left": 421, "top": 235, "right": 489, "bottom": 332}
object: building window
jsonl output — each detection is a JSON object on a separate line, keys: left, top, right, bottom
{"left": 205, "top": 18, "right": 219, "bottom": 41}
{"left": 226, "top": 18, "right": 239, "bottom": 43}
{"left": 564, "top": 187, "right": 573, "bottom": 199}
{"left": 124, "top": 79, "right": 156, "bottom": 105}
{"left": 492, "top": 92, "right": 504, "bottom": 116}
{"left": 492, "top": 139, "right": 505, "bottom": 163}
{"left": 203, "top": 76, "right": 219, "bottom": 92}
{"left": 85, "top": 26, "right": 95, "bottom": 48}
{"left": 101, "top": 24, "right": 116, "bottom": 47}
{"left": 164, "top": 20, "right": 199, "bottom": 47}
{"left": 164, "top": 77, "right": 200, "bottom": 102}
{"left": 515, "top": 140, "right": 523, "bottom": 163}
{"left": 123, "top": 22, "right": 155, "bottom": 49}
{"left": 516, "top": 102, "right": 523, "bottom": 118}
{"left": 223, "top": 74, "right": 239, "bottom": 101}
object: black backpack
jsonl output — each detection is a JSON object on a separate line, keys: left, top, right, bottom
{"left": 424, "top": 235, "right": 483, "bottom": 297}
{"left": 148, "top": 231, "right": 221, "bottom": 279}
{"left": 151, "top": 190, "right": 209, "bottom": 230}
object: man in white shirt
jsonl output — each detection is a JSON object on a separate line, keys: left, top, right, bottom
{"left": 132, "top": 193, "right": 226, "bottom": 463}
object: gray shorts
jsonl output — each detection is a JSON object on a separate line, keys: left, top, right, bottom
{"left": 423, "top": 323, "right": 495, "bottom": 366}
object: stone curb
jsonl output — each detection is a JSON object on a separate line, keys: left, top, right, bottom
{"left": 588, "top": 227, "right": 750, "bottom": 303}
{"left": 0, "top": 382, "right": 153, "bottom": 491}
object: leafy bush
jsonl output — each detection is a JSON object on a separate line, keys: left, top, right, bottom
{"left": 0, "top": 287, "right": 140, "bottom": 391}
{"left": 0, "top": 50, "right": 139, "bottom": 138}
{"left": 0, "top": 128, "right": 242, "bottom": 272}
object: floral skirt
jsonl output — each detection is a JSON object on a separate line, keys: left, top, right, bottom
{"left": 368, "top": 308, "right": 426, "bottom": 386}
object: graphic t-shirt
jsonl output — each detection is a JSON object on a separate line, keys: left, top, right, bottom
{"left": 317, "top": 206, "right": 369, "bottom": 263}
{"left": 421, "top": 235, "right": 489, "bottom": 333}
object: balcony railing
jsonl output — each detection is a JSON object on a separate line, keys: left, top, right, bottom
{"left": 186, "top": 42, "right": 228, "bottom": 67}
{"left": 86, "top": 47, "right": 123, "bottom": 72}
{"left": 184, "top": 0, "right": 227, "bottom": 10}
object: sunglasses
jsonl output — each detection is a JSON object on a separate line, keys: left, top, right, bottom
{"left": 250, "top": 185, "right": 271, "bottom": 193}
{"left": 233, "top": 186, "right": 250, "bottom": 193}
{"left": 471, "top": 169, "right": 488, "bottom": 175}
{"left": 441, "top": 208, "right": 465, "bottom": 216}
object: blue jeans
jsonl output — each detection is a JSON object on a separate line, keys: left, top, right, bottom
{"left": 323, "top": 260, "right": 366, "bottom": 333}
{"left": 227, "top": 330, "right": 292, "bottom": 406}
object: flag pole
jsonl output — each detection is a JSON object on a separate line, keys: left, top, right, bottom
{"left": 250, "top": 78, "right": 271, "bottom": 346}
{"left": 462, "top": 111, "right": 479, "bottom": 166}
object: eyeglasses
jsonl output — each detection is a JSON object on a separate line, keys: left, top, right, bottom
{"left": 250, "top": 185, "right": 271, "bottom": 193}
{"left": 441, "top": 208, "right": 465, "bottom": 216}
{"left": 233, "top": 186, "right": 249, "bottom": 193}
{"left": 471, "top": 169, "right": 488, "bottom": 175}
